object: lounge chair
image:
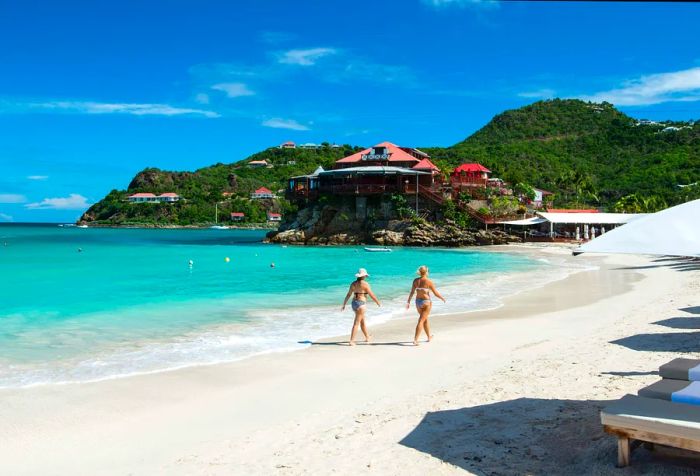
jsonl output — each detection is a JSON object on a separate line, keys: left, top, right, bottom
{"left": 638, "top": 379, "right": 700, "bottom": 405}
{"left": 601, "top": 394, "right": 700, "bottom": 467}
{"left": 659, "top": 358, "right": 700, "bottom": 381}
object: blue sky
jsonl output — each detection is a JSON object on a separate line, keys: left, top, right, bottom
{"left": 1, "top": 0, "right": 699, "bottom": 222}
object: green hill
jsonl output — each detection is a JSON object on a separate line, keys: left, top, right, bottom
{"left": 423, "top": 99, "right": 700, "bottom": 208}
{"left": 80, "top": 144, "right": 360, "bottom": 225}
{"left": 81, "top": 99, "right": 700, "bottom": 225}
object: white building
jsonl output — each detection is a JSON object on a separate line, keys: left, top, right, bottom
{"left": 251, "top": 187, "right": 276, "bottom": 199}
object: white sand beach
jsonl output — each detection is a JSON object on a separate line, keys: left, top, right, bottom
{"left": 1, "top": 245, "right": 699, "bottom": 475}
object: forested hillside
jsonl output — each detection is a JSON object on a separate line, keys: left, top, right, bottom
{"left": 424, "top": 99, "right": 700, "bottom": 209}
{"left": 81, "top": 99, "right": 700, "bottom": 225}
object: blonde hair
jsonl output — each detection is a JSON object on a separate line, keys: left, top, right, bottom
{"left": 417, "top": 265, "right": 428, "bottom": 276}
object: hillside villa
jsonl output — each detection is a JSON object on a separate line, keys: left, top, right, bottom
{"left": 251, "top": 187, "right": 276, "bottom": 199}
{"left": 248, "top": 160, "right": 270, "bottom": 168}
{"left": 230, "top": 212, "right": 245, "bottom": 221}
{"left": 267, "top": 212, "right": 282, "bottom": 222}
{"left": 127, "top": 192, "right": 181, "bottom": 203}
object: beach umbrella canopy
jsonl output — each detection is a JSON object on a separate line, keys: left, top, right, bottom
{"left": 576, "top": 199, "right": 700, "bottom": 257}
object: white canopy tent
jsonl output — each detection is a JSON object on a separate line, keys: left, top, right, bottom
{"left": 536, "top": 212, "right": 646, "bottom": 225}
{"left": 576, "top": 199, "right": 700, "bottom": 257}
{"left": 498, "top": 217, "right": 548, "bottom": 226}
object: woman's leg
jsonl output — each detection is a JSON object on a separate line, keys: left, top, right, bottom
{"left": 359, "top": 315, "right": 371, "bottom": 342}
{"left": 422, "top": 303, "right": 433, "bottom": 342}
{"left": 349, "top": 306, "right": 365, "bottom": 345}
{"left": 413, "top": 305, "right": 426, "bottom": 345}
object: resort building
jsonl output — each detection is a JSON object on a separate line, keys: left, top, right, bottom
{"left": 288, "top": 142, "right": 437, "bottom": 201}
{"left": 230, "top": 212, "right": 245, "bottom": 221}
{"left": 450, "top": 163, "right": 491, "bottom": 186}
{"left": 267, "top": 212, "right": 282, "bottom": 222}
{"left": 279, "top": 141, "right": 296, "bottom": 149}
{"left": 299, "top": 143, "right": 318, "bottom": 149}
{"left": 127, "top": 193, "right": 181, "bottom": 203}
{"left": 248, "top": 160, "right": 269, "bottom": 168}
{"left": 251, "top": 187, "right": 276, "bottom": 199}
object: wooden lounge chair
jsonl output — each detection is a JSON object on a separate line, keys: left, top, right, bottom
{"left": 601, "top": 394, "right": 700, "bottom": 467}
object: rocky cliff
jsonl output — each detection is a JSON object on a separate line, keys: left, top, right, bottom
{"left": 265, "top": 202, "right": 517, "bottom": 247}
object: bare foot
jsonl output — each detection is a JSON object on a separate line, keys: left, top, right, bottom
{"left": 427, "top": 334, "right": 434, "bottom": 342}
{"left": 413, "top": 340, "right": 419, "bottom": 346}
{"left": 365, "top": 335, "right": 372, "bottom": 343}
{"left": 349, "top": 341, "right": 356, "bottom": 346}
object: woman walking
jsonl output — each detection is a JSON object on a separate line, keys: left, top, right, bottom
{"left": 341, "top": 268, "right": 381, "bottom": 346}
{"left": 406, "top": 265, "right": 445, "bottom": 345}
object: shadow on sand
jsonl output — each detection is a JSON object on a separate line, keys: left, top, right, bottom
{"left": 610, "top": 332, "right": 700, "bottom": 353}
{"left": 399, "top": 397, "right": 700, "bottom": 475}
{"left": 298, "top": 340, "right": 414, "bottom": 347}
{"left": 680, "top": 306, "right": 700, "bottom": 315}
{"left": 613, "top": 257, "right": 700, "bottom": 273}
{"left": 653, "top": 317, "right": 700, "bottom": 330}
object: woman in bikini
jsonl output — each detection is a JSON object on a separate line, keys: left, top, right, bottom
{"left": 406, "top": 265, "right": 446, "bottom": 345}
{"left": 341, "top": 268, "right": 381, "bottom": 346}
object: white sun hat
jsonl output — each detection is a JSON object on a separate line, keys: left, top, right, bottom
{"left": 355, "top": 268, "right": 370, "bottom": 278}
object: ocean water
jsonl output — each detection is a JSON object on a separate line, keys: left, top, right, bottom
{"left": 0, "top": 224, "right": 583, "bottom": 388}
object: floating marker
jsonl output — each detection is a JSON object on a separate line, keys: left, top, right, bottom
{"left": 225, "top": 257, "right": 230, "bottom": 263}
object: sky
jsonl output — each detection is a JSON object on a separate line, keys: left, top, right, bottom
{"left": 1, "top": 0, "right": 699, "bottom": 222}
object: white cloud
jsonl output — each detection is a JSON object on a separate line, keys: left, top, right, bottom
{"left": 29, "top": 101, "right": 219, "bottom": 118}
{"left": 518, "top": 89, "right": 556, "bottom": 99}
{"left": 277, "top": 47, "right": 337, "bottom": 66}
{"left": 580, "top": 67, "right": 700, "bottom": 106}
{"left": 25, "top": 193, "right": 91, "bottom": 210}
{"left": 27, "top": 175, "right": 49, "bottom": 180}
{"left": 194, "top": 93, "right": 210, "bottom": 104}
{"left": 0, "top": 213, "right": 13, "bottom": 222}
{"left": 0, "top": 194, "right": 27, "bottom": 203}
{"left": 211, "top": 82, "right": 256, "bottom": 98}
{"left": 261, "top": 118, "right": 310, "bottom": 131}
{"left": 423, "top": 0, "right": 499, "bottom": 8}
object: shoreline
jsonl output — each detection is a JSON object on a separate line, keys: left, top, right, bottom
{"left": 1, "top": 247, "right": 697, "bottom": 474}
{"left": 0, "top": 244, "right": 587, "bottom": 390}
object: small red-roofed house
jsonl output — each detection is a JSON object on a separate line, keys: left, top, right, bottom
{"left": 230, "top": 212, "right": 245, "bottom": 221}
{"left": 157, "top": 193, "right": 180, "bottom": 203}
{"left": 251, "top": 187, "right": 276, "bottom": 199}
{"left": 279, "top": 141, "right": 296, "bottom": 149}
{"left": 267, "top": 212, "right": 282, "bottom": 222}
{"left": 128, "top": 193, "right": 158, "bottom": 203}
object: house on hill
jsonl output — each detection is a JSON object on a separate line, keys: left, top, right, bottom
{"left": 279, "top": 141, "right": 296, "bottom": 149}
{"left": 267, "top": 212, "right": 282, "bottom": 222}
{"left": 286, "top": 142, "right": 436, "bottom": 203}
{"left": 248, "top": 160, "right": 269, "bottom": 168}
{"left": 128, "top": 192, "right": 181, "bottom": 203}
{"left": 251, "top": 187, "right": 276, "bottom": 199}
{"left": 230, "top": 212, "right": 245, "bottom": 221}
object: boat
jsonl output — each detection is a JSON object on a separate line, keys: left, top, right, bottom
{"left": 77, "top": 225, "right": 88, "bottom": 228}
{"left": 364, "top": 247, "right": 392, "bottom": 252}
{"left": 210, "top": 225, "right": 229, "bottom": 230}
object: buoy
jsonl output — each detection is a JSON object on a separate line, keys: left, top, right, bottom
{"left": 270, "top": 262, "right": 275, "bottom": 268}
{"left": 188, "top": 260, "right": 194, "bottom": 267}
{"left": 225, "top": 257, "right": 230, "bottom": 263}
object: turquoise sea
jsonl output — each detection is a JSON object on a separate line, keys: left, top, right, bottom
{"left": 0, "top": 224, "right": 577, "bottom": 387}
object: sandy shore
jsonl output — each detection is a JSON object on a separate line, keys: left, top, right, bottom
{"left": 1, "top": 245, "right": 699, "bottom": 475}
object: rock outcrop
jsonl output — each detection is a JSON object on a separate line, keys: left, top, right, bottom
{"left": 266, "top": 203, "right": 518, "bottom": 247}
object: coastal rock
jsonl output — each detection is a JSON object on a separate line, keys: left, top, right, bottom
{"left": 372, "top": 230, "right": 404, "bottom": 246}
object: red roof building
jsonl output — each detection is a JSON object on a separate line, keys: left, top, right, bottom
{"left": 267, "top": 212, "right": 282, "bottom": 221}
{"left": 279, "top": 141, "right": 296, "bottom": 149}
{"left": 334, "top": 142, "right": 428, "bottom": 169}
{"left": 452, "top": 163, "right": 491, "bottom": 174}
{"left": 450, "top": 163, "right": 492, "bottom": 187}
{"left": 251, "top": 187, "right": 275, "bottom": 199}
{"left": 230, "top": 212, "right": 245, "bottom": 221}
{"left": 412, "top": 158, "right": 440, "bottom": 173}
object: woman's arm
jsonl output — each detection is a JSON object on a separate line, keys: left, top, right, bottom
{"left": 341, "top": 283, "right": 354, "bottom": 311}
{"left": 430, "top": 280, "right": 446, "bottom": 303}
{"left": 406, "top": 279, "right": 417, "bottom": 309}
{"left": 365, "top": 283, "right": 381, "bottom": 307}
